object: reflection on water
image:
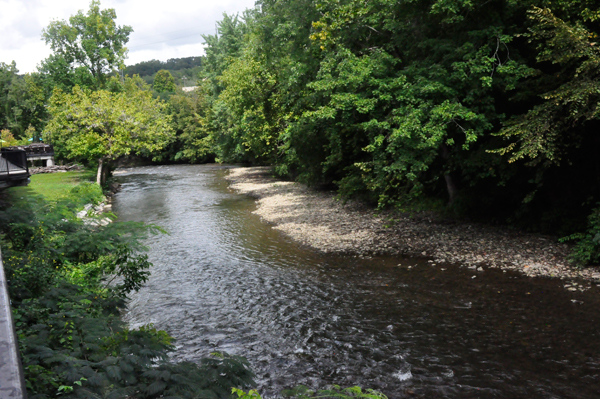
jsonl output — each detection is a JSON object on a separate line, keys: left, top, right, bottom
{"left": 114, "top": 165, "right": 600, "bottom": 398}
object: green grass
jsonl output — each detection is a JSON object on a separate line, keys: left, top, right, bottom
{"left": 9, "top": 170, "right": 95, "bottom": 202}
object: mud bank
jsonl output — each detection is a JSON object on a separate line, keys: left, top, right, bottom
{"left": 225, "top": 166, "right": 600, "bottom": 291}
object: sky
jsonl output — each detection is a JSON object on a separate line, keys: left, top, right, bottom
{"left": 0, "top": 0, "right": 257, "bottom": 73}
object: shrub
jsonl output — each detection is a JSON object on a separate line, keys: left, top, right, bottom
{"left": 560, "top": 205, "right": 600, "bottom": 266}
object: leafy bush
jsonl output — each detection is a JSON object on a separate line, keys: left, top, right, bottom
{"left": 232, "top": 385, "right": 388, "bottom": 399}
{"left": 560, "top": 205, "right": 600, "bottom": 266}
{"left": 68, "top": 182, "right": 105, "bottom": 207}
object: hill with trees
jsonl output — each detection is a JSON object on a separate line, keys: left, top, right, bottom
{"left": 124, "top": 56, "right": 202, "bottom": 86}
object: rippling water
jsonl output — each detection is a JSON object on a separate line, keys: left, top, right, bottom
{"left": 113, "top": 165, "right": 600, "bottom": 398}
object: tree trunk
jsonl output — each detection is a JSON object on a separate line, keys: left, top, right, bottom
{"left": 440, "top": 144, "right": 458, "bottom": 206}
{"left": 96, "top": 158, "right": 104, "bottom": 185}
{"left": 101, "top": 161, "right": 109, "bottom": 185}
{"left": 444, "top": 173, "right": 458, "bottom": 206}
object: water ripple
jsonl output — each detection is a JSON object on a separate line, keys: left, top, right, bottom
{"left": 114, "top": 165, "right": 600, "bottom": 399}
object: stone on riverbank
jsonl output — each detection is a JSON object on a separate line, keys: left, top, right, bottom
{"left": 225, "top": 166, "right": 600, "bottom": 288}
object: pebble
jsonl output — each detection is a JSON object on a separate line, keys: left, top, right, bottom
{"left": 226, "top": 166, "right": 600, "bottom": 291}
{"left": 76, "top": 201, "right": 112, "bottom": 226}
{"left": 30, "top": 164, "right": 83, "bottom": 174}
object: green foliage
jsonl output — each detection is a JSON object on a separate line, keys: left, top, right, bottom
{"left": 494, "top": 7, "right": 600, "bottom": 167}
{"left": 233, "top": 388, "right": 263, "bottom": 399}
{"left": 216, "top": 52, "right": 282, "bottom": 163}
{"left": 1, "top": 183, "right": 255, "bottom": 398}
{"left": 153, "top": 69, "right": 177, "bottom": 93}
{"left": 0, "top": 62, "right": 48, "bottom": 138}
{"left": 560, "top": 205, "right": 600, "bottom": 266}
{"left": 42, "top": 0, "right": 133, "bottom": 89}
{"left": 11, "top": 0, "right": 600, "bottom": 261}
{"left": 36, "top": 54, "right": 95, "bottom": 94}
{"left": 44, "top": 75, "right": 174, "bottom": 183}
{"left": 179, "top": 0, "right": 600, "bottom": 257}
{"left": 157, "top": 89, "right": 215, "bottom": 163}
{"left": 67, "top": 182, "right": 106, "bottom": 205}
{"left": 1, "top": 128, "right": 18, "bottom": 146}
{"left": 232, "top": 385, "right": 388, "bottom": 399}
{"left": 125, "top": 56, "right": 202, "bottom": 78}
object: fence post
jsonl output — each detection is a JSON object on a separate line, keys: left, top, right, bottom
{"left": 0, "top": 248, "right": 27, "bottom": 398}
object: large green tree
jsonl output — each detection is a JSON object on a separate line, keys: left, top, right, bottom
{"left": 45, "top": 77, "right": 174, "bottom": 185}
{"left": 42, "top": 0, "right": 133, "bottom": 89}
{"left": 36, "top": 54, "right": 95, "bottom": 93}
{"left": 163, "top": 89, "right": 214, "bottom": 163}
{"left": 153, "top": 69, "right": 177, "bottom": 93}
{"left": 0, "top": 62, "right": 47, "bottom": 138}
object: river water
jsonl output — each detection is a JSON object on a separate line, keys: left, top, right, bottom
{"left": 113, "top": 165, "right": 600, "bottom": 398}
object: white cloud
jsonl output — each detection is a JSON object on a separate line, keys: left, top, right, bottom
{"left": 0, "top": 0, "right": 256, "bottom": 73}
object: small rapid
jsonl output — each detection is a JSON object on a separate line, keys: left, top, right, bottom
{"left": 114, "top": 165, "right": 600, "bottom": 398}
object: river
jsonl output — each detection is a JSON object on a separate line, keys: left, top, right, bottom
{"left": 113, "top": 164, "right": 600, "bottom": 398}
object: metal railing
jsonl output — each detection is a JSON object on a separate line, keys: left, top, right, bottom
{"left": 4, "top": 144, "right": 54, "bottom": 157}
{"left": 0, "top": 149, "right": 30, "bottom": 188}
{"left": 0, "top": 248, "right": 27, "bottom": 398}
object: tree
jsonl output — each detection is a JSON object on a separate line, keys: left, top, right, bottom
{"left": 0, "top": 129, "right": 18, "bottom": 147}
{"left": 42, "top": 0, "right": 133, "bottom": 89}
{"left": 216, "top": 53, "right": 282, "bottom": 164}
{"left": 494, "top": 7, "right": 600, "bottom": 167}
{"left": 158, "top": 89, "right": 214, "bottom": 163}
{"left": 44, "top": 76, "right": 174, "bottom": 185}
{"left": 36, "top": 54, "right": 95, "bottom": 93}
{"left": 0, "top": 62, "right": 48, "bottom": 138}
{"left": 202, "top": 12, "right": 250, "bottom": 93}
{"left": 0, "top": 62, "right": 21, "bottom": 133}
{"left": 153, "top": 69, "right": 177, "bottom": 93}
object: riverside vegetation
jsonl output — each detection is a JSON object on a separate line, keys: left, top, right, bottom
{"left": 174, "top": 0, "right": 600, "bottom": 267}
{"left": 0, "top": 2, "right": 386, "bottom": 397}
{"left": 4, "top": 0, "right": 600, "bottom": 264}
{"left": 2, "top": 1, "right": 600, "bottom": 396}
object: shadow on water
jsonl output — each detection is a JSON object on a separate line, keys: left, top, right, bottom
{"left": 113, "top": 165, "right": 600, "bottom": 399}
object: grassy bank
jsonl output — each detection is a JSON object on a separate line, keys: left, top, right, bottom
{"left": 8, "top": 170, "right": 95, "bottom": 201}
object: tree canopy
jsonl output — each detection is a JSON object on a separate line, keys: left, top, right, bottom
{"left": 153, "top": 69, "right": 177, "bottom": 93}
{"left": 160, "top": 0, "right": 600, "bottom": 263}
{"left": 45, "top": 77, "right": 174, "bottom": 184}
{"left": 4, "top": 0, "right": 600, "bottom": 262}
{"left": 42, "top": 0, "right": 132, "bottom": 89}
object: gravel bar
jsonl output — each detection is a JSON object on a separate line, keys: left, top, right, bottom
{"left": 225, "top": 166, "right": 600, "bottom": 291}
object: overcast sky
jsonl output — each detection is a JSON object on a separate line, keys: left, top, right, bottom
{"left": 0, "top": 0, "right": 257, "bottom": 73}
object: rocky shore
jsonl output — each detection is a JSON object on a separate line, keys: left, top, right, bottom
{"left": 225, "top": 166, "right": 600, "bottom": 291}
{"left": 29, "top": 164, "right": 83, "bottom": 174}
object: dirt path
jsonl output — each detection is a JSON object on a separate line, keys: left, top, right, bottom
{"left": 225, "top": 166, "right": 600, "bottom": 291}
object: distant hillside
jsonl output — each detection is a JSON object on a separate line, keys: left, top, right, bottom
{"left": 125, "top": 56, "right": 203, "bottom": 87}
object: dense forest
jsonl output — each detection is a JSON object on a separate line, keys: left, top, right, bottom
{"left": 125, "top": 56, "right": 203, "bottom": 77}
{"left": 3, "top": 0, "right": 600, "bottom": 265}
{"left": 124, "top": 56, "right": 203, "bottom": 86}
{"left": 169, "top": 0, "right": 600, "bottom": 265}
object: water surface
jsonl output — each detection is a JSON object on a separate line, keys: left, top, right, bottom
{"left": 114, "top": 165, "right": 600, "bottom": 398}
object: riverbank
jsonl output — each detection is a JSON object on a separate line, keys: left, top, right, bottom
{"left": 226, "top": 166, "right": 600, "bottom": 290}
